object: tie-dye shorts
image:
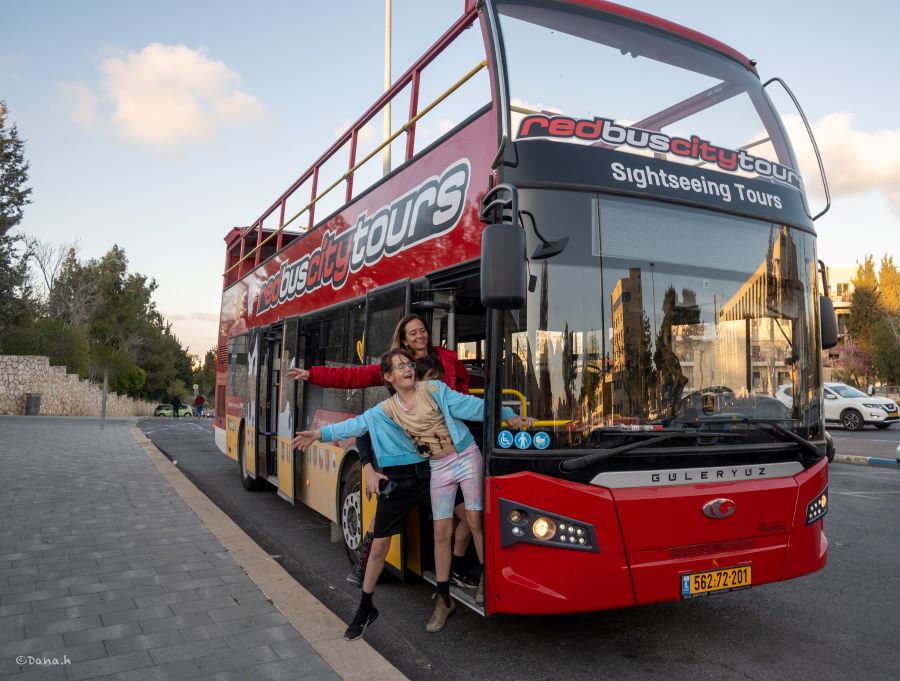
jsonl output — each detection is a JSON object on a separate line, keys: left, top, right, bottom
{"left": 429, "top": 442, "right": 483, "bottom": 520}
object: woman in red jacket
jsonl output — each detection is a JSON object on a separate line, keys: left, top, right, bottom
{"left": 293, "top": 313, "right": 469, "bottom": 394}
{"left": 285, "top": 313, "right": 478, "bottom": 593}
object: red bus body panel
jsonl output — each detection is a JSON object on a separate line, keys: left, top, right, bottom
{"left": 485, "top": 458, "right": 827, "bottom": 615}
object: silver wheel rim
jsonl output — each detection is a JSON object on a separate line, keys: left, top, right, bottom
{"left": 342, "top": 488, "right": 362, "bottom": 552}
{"left": 843, "top": 411, "right": 861, "bottom": 430}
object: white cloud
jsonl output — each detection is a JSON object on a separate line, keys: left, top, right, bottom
{"left": 333, "top": 119, "right": 377, "bottom": 143}
{"left": 59, "top": 83, "right": 99, "bottom": 127}
{"left": 437, "top": 119, "right": 456, "bottom": 135}
{"left": 67, "top": 43, "right": 264, "bottom": 146}
{"left": 784, "top": 112, "right": 900, "bottom": 213}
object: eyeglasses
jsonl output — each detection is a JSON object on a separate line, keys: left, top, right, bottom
{"left": 392, "top": 361, "right": 417, "bottom": 371}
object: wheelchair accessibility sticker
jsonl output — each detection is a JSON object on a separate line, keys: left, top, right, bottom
{"left": 497, "top": 430, "right": 514, "bottom": 449}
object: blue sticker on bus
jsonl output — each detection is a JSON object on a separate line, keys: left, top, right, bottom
{"left": 514, "top": 431, "right": 533, "bottom": 449}
{"left": 497, "top": 430, "right": 514, "bottom": 449}
{"left": 533, "top": 432, "right": 550, "bottom": 449}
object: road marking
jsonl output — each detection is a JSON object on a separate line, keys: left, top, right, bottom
{"left": 832, "top": 438, "right": 899, "bottom": 444}
{"left": 832, "top": 490, "right": 900, "bottom": 500}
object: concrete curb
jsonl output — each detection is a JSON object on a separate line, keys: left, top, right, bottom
{"left": 833, "top": 453, "right": 900, "bottom": 468}
{"left": 129, "top": 427, "right": 409, "bottom": 681}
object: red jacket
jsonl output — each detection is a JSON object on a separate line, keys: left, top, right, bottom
{"left": 307, "top": 346, "right": 470, "bottom": 394}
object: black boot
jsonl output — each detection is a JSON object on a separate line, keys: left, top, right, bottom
{"left": 347, "top": 532, "right": 373, "bottom": 587}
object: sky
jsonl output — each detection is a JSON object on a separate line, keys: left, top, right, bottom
{"left": 3, "top": 1, "right": 899, "bottom": 358}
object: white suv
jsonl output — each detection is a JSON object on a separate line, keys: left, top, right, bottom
{"left": 823, "top": 383, "right": 899, "bottom": 431}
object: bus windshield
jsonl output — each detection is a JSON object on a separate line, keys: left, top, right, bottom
{"left": 498, "top": 191, "right": 822, "bottom": 450}
{"left": 497, "top": 0, "right": 799, "bottom": 179}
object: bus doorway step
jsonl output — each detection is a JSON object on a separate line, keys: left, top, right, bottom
{"left": 422, "top": 570, "right": 484, "bottom": 616}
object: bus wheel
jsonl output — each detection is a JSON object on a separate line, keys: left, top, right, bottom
{"left": 340, "top": 461, "right": 363, "bottom": 563}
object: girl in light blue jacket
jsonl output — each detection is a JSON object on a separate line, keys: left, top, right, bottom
{"left": 294, "top": 349, "right": 528, "bottom": 633}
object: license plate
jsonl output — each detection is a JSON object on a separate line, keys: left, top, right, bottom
{"left": 681, "top": 565, "right": 751, "bottom": 598}
{"left": 888, "top": 411, "right": 898, "bottom": 418}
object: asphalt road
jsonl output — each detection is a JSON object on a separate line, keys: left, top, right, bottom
{"left": 139, "top": 417, "right": 900, "bottom": 681}
{"left": 830, "top": 423, "right": 899, "bottom": 460}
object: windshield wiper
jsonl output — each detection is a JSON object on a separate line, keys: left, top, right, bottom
{"left": 560, "top": 430, "right": 746, "bottom": 472}
{"left": 700, "top": 415, "right": 822, "bottom": 458}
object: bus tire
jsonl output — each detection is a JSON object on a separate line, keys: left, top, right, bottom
{"left": 340, "top": 459, "right": 363, "bottom": 564}
{"left": 840, "top": 409, "right": 864, "bottom": 432}
{"left": 237, "top": 424, "right": 264, "bottom": 491}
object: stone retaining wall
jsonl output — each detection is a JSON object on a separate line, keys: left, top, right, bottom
{"left": 0, "top": 355, "right": 156, "bottom": 416}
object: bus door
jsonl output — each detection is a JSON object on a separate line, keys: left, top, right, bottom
{"left": 256, "top": 325, "right": 282, "bottom": 482}
{"left": 245, "top": 328, "right": 260, "bottom": 477}
{"left": 298, "top": 309, "right": 357, "bottom": 521}
{"left": 277, "top": 319, "right": 299, "bottom": 503}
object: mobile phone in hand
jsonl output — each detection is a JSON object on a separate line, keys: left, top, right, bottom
{"left": 379, "top": 478, "right": 397, "bottom": 496}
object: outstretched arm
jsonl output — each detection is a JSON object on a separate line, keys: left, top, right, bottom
{"left": 284, "top": 367, "right": 310, "bottom": 381}
{"left": 292, "top": 428, "right": 322, "bottom": 451}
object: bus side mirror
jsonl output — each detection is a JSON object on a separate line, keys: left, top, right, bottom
{"left": 819, "top": 296, "right": 838, "bottom": 350}
{"left": 481, "top": 223, "right": 526, "bottom": 309}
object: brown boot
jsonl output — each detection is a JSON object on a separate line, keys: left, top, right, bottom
{"left": 426, "top": 593, "right": 456, "bottom": 632}
{"left": 475, "top": 573, "right": 484, "bottom": 604}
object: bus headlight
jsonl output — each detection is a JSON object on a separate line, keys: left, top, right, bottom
{"left": 499, "top": 498, "right": 598, "bottom": 553}
{"left": 532, "top": 517, "right": 556, "bottom": 541}
{"left": 806, "top": 487, "right": 828, "bottom": 525}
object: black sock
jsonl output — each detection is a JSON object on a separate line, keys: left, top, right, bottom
{"left": 436, "top": 580, "right": 451, "bottom": 606}
{"left": 360, "top": 590, "right": 374, "bottom": 611}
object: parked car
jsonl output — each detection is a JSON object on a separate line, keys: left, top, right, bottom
{"left": 823, "top": 382, "right": 898, "bottom": 431}
{"left": 153, "top": 403, "right": 193, "bottom": 418}
{"left": 774, "top": 384, "right": 794, "bottom": 409}
{"left": 203, "top": 408, "right": 215, "bottom": 419}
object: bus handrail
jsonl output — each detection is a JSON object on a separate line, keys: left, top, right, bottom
{"left": 224, "top": 59, "right": 489, "bottom": 278}
{"left": 469, "top": 387, "right": 571, "bottom": 429}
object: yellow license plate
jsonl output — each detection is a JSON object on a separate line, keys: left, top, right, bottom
{"left": 681, "top": 565, "right": 751, "bottom": 598}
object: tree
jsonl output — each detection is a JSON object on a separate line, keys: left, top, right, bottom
{"left": 831, "top": 343, "right": 872, "bottom": 388}
{"left": 0, "top": 101, "right": 33, "bottom": 335}
{"left": 847, "top": 255, "right": 882, "bottom": 354}
{"left": 42, "top": 243, "right": 193, "bottom": 399}
{"left": 192, "top": 347, "right": 217, "bottom": 398}
{"left": 878, "top": 255, "right": 900, "bottom": 316}
{"left": 871, "top": 316, "right": 900, "bottom": 384}
{"left": 26, "top": 236, "right": 76, "bottom": 306}
{"left": 1, "top": 318, "right": 91, "bottom": 375}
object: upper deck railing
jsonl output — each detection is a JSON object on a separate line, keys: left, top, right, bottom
{"left": 223, "top": 1, "right": 483, "bottom": 287}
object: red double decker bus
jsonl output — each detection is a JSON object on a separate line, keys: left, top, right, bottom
{"left": 215, "top": 0, "right": 837, "bottom": 615}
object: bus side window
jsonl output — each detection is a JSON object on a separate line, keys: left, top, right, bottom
{"left": 363, "top": 286, "right": 408, "bottom": 410}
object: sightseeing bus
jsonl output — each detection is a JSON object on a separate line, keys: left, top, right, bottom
{"left": 214, "top": 0, "right": 837, "bottom": 615}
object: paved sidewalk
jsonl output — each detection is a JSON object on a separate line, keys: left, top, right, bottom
{"left": 0, "top": 416, "right": 404, "bottom": 681}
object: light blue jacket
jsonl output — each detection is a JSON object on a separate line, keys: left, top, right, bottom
{"left": 320, "top": 381, "right": 516, "bottom": 469}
